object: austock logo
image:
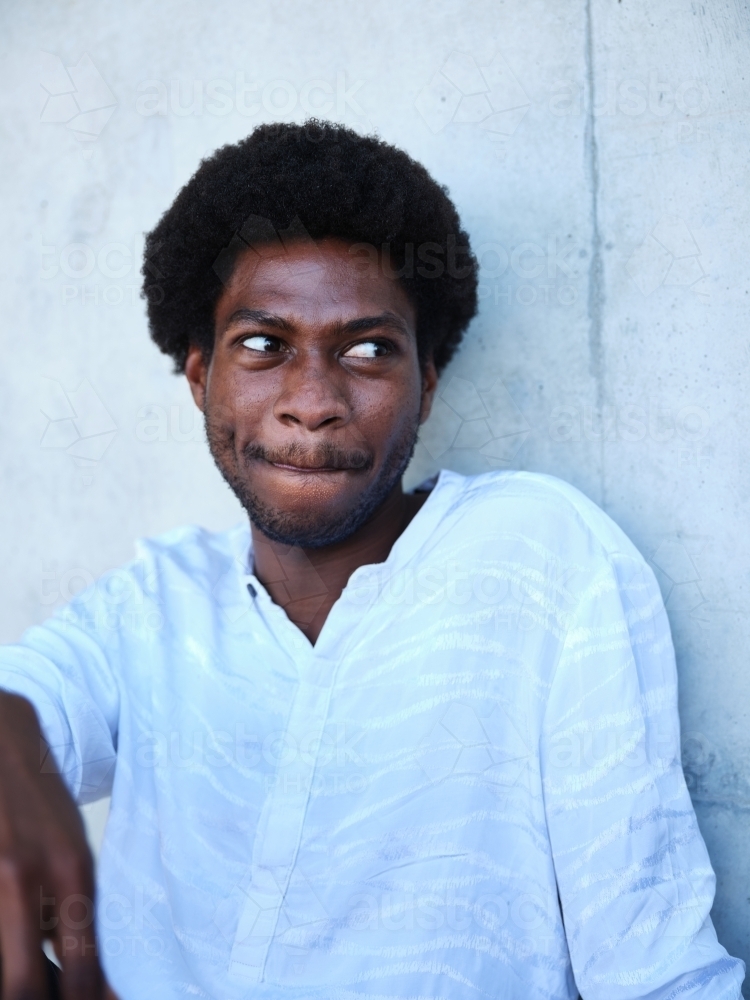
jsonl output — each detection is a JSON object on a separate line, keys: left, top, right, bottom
{"left": 39, "top": 378, "right": 117, "bottom": 484}
{"left": 626, "top": 216, "right": 709, "bottom": 298}
{"left": 415, "top": 700, "right": 532, "bottom": 788}
{"left": 40, "top": 52, "right": 116, "bottom": 150}
{"left": 416, "top": 50, "right": 531, "bottom": 137}
{"left": 419, "top": 375, "right": 531, "bottom": 464}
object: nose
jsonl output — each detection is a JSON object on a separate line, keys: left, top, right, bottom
{"left": 272, "top": 355, "right": 350, "bottom": 432}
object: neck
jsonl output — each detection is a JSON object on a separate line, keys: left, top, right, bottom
{"left": 250, "top": 483, "right": 429, "bottom": 645}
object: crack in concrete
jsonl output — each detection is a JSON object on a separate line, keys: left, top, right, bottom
{"left": 584, "top": 0, "right": 606, "bottom": 503}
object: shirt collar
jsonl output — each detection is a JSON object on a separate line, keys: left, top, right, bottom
{"left": 230, "top": 467, "right": 465, "bottom": 596}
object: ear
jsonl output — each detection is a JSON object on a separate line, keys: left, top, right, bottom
{"left": 418, "top": 356, "right": 438, "bottom": 425}
{"left": 185, "top": 344, "right": 209, "bottom": 412}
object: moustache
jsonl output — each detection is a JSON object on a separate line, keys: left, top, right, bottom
{"left": 242, "top": 441, "right": 374, "bottom": 472}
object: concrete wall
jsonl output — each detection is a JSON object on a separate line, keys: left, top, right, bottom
{"left": 1, "top": 0, "right": 747, "bottom": 980}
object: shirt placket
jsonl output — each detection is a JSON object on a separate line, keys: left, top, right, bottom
{"left": 228, "top": 604, "right": 340, "bottom": 983}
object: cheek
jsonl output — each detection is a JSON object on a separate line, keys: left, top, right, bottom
{"left": 356, "top": 378, "right": 422, "bottom": 448}
{"left": 206, "top": 369, "right": 269, "bottom": 438}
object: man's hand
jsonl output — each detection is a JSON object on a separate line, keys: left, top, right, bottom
{"left": 0, "top": 692, "right": 105, "bottom": 999}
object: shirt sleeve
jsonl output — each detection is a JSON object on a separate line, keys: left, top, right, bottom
{"left": 540, "top": 549, "right": 745, "bottom": 999}
{"left": 0, "top": 589, "right": 120, "bottom": 805}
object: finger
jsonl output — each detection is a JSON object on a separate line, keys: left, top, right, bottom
{"left": 59, "top": 956, "right": 103, "bottom": 1000}
{"left": 0, "top": 858, "right": 48, "bottom": 999}
{"left": 53, "top": 881, "right": 104, "bottom": 1000}
{"left": 44, "top": 847, "right": 104, "bottom": 1000}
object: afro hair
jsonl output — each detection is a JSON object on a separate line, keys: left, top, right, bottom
{"left": 142, "top": 120, "right": 478, "bottom": 374}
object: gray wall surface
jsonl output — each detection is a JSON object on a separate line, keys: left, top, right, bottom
{"left": 1, "top": 0, "right": 748, "bottom": 981}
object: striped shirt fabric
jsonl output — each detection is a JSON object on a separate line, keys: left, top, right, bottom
{"left": 0, "top": 468, "right": 743, "bottom": 1000}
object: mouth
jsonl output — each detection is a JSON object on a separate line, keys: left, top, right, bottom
{"left": 268, "top": 460, "right": 349, "bottom": 473}
{"left": 261, "top": 455, "right": 366, "bottom": 475}
{"left": 243, "top": 444, "right": 373, "bottom": 477}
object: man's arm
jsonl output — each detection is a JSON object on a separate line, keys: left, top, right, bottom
{"left": 541, "top": 551, "right": 745, "bottom": 999}
{"left": 0, "top": 584, "right": 123, "bottom": 999}
{"left": 0, "top": 692, "right": 104, "bottom": 999}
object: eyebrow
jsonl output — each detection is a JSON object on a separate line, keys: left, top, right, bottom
{"left": 224, "top": 308, "right": 292, "bottom": 331}
{"left": 339, "top": 313, "right": 411, "bottom": 336}
{"left": 224, "top": 308, "right": 411, "bottom": 338}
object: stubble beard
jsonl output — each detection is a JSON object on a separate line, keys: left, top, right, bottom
{"left": 204, "top": 409, "right": 421, "bottom": 549}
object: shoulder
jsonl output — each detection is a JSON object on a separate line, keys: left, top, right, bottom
{"left": 435, "top": 469, "right": 664, "bottom": 634}
{"left": 437, "top": 468, "right": 646, "bottom": 567}
{"left": 54, "top": 523, "right": 249, "bottom": 623}
{"left": 131, "top": 522, "right": 250, "bottom": 592}
{"left": 134, "top": 521, "right": 248, "bottom": 568}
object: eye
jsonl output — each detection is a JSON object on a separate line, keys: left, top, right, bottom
{"left": 242, "top": 334, "right": 283, "bottom": 353}
{"left": 342, "top": 340, "right": 390, "bottom": 359}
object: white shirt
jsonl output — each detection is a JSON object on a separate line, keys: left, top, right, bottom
{"left": 0, "top": 469, "right": 743, "bottom": 1000}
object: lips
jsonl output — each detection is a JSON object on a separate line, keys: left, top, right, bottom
{"left": 243, "top": 442, "right": 373, "bottom": 474}
{"left": 269, "top": 461, "right": 348, "bottom": 472}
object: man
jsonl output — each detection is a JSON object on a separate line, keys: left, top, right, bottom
{"left": 0, "top": 121, "right": 743, "bottom": 1000}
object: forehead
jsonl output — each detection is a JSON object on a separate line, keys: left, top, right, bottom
{"left": 214, "top": 237, "right": 416, "bottom": 328}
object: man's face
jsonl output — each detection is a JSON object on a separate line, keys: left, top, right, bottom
{"left": 185, "top": 237, "right": 437, "bottom": 548}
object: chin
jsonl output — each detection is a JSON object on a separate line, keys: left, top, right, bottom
{"left": 244, "top": 477, "right": 382, "bottom": 550}
{"left": 259, "top": 474, "right": 362, "bottom": 515}
{"left": 252, "top": 509, "right": 360, "bottom": 549}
